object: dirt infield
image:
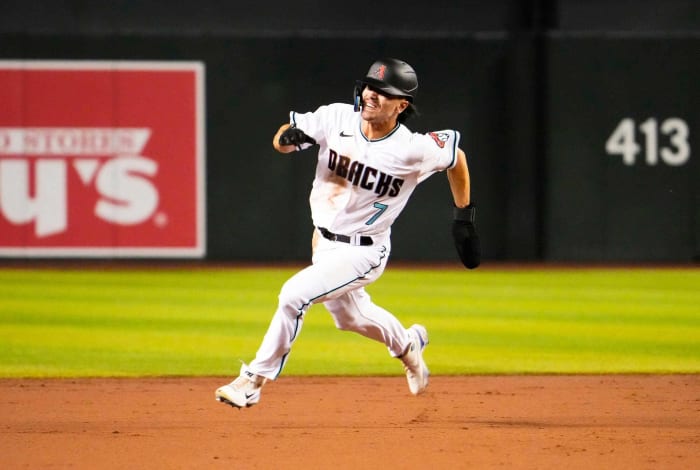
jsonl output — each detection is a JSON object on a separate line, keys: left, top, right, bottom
{"left": 2, "top": 375, "right": 698, "bottom": 469}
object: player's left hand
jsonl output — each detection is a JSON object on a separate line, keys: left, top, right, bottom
{"left": 451, "top": 204, "right": 481, "bottom": 269}
{"left": 278, "top": 126, "right": 316, "bottom": 149}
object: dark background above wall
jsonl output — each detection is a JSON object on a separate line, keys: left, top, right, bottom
{"left": 1, "top": 1, "right": 698, "bottom": 262}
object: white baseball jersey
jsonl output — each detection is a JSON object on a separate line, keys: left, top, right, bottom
{"left": 291, "top": 103, "right": 460, "bottom": 239}
{"left": 245, "top": 102, "right": 461, "bottom": 380}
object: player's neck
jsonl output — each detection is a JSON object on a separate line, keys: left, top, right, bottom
{"left": 361, "top": 119, "right": 399, "bottom": 141}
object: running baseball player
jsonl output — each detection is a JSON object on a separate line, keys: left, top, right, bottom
{"left": 216, "top": 58, "right": 480, "bottom": 408}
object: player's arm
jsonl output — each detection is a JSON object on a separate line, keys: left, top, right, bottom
{"left": 447, "top": 148, "right": 480, "bottom": 269}
{"left": 273, "top": 123, "right": 316, "bottom": 154}
{"left": 446, "top": 148, "right": 470, "bottom": 208}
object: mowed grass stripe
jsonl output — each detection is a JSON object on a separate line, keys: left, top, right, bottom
{"left": 0, "top": 266, "right": 698, "bottom": 377}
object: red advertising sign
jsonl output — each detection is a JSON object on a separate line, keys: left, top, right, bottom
{"left": 0, "top": 61, "right": 205, "bottom": 257}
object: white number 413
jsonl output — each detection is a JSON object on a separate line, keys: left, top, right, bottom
{"left": 605, "top": 117, "right": 691, "bottom": 166}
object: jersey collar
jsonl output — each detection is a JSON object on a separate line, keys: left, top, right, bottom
{"left": 359, "top": 122, "right": 401, "bottom": 142}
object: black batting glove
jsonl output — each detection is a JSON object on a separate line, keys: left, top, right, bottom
{"left": 278, "top": 126, "right": 316, "bottom": 150}
{"left": 451, "top": 203, "right": 481, "bottom": 269}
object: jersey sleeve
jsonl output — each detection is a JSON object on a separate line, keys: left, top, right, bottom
{"left": 417, "top": 129, "right": 461, "bottom": 183}
{"left": 289, "top": 103, "right": 349, "bottom": 150}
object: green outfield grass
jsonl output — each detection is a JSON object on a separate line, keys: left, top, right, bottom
{"left": 0, "top": 265, "right": 698, "bottom": 377}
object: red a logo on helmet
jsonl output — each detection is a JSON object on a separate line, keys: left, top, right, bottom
{"left": 375, "top": 65, "right": 387, "bottom": 80}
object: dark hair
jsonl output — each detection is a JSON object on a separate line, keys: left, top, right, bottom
{"left": 398, "top": 103, "right": 419, "bottom": 123}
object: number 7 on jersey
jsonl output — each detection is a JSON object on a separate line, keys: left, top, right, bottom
{"left": 366, "top": 202, "right": 388, "bottom": 225}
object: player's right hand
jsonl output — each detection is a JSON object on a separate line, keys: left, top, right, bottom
{"left": 278, "top": 126, "right": 316, "bottom": 149}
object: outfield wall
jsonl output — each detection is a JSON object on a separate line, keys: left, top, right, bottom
{"left": 545, "top": 36, "right": 699, "bottom": 261}
{"left": 0, "top": 1, "right": 697, "bottom": 263}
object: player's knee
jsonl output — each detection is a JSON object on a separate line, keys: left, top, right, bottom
{"left": 278, "top": 281, "right": 311, "bottom": 317}
{"left": 327, "top": 304, "right": 361, "bottom": 331}
{"left": 333, "top": 316, "right": 357, "bottom": 331}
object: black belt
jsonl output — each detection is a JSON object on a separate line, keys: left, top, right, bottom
{"left": 318, "top": 227, "right": 373, "bottom": 246}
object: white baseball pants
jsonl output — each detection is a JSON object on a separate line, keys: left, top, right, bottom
{"left": 248, "top": 232, "right": 411, "bottom": 380}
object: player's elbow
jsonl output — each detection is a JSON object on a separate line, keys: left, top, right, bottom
{"left": 272, "top": 124, "right": 296, "bottom": 154}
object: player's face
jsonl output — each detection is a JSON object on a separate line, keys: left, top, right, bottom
{"left": 360, "top": 86, "right": 409, "bottom": 125}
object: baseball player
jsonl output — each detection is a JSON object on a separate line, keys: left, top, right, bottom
{"left": 216, "top": 58, "right": 480, "bottom": 408}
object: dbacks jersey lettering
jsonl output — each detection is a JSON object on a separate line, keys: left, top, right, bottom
{"left": 291, "top": 103, "right": 460, "bottom": 238}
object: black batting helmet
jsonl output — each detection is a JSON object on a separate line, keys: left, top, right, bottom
{"left": 354, "top": 58, "right": 418, "bottom": 111}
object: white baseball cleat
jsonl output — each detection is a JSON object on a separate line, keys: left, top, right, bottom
{"left": 215, "top": 363, "right": 267, "bottom": 408}
{"left": 400, "top": 324, "right": 430, "bottom": 395}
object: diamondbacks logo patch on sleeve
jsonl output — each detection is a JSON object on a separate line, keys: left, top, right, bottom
{"left": 428, "top": 131, "right": 449, "bottom": 149}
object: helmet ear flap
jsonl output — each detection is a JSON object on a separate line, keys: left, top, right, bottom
{"left": 353, "top": 82, "right": 363, "bottom": 112}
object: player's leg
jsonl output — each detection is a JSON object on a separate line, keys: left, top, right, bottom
{"left": 323, "top": 288, "right": 409, "bottom": 357}
{"left": 247, "top": 243, "right": 389, "bottom": 380}
{"left": 324, "top": 288, "right": 430, "bottom": 395}
{"left": 216, "top": 241, "right": 393, "bottom": 407}
{"left": 216, "top": 263, "right": 326, "bottom": 408}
